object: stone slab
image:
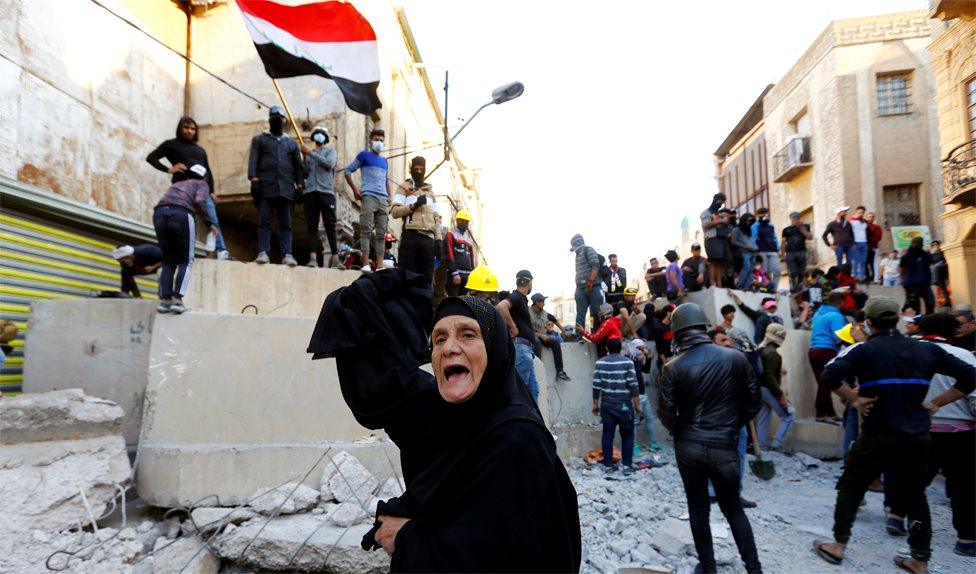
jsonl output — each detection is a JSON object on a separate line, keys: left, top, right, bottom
{"left": 785, "top": 419, "right": 845, "bottom": 460}
{"left": 24, "top": 299, "right": 158, "bottom": 446}
{"left": 0, "top": 388, "right": 124, "bottom": 444}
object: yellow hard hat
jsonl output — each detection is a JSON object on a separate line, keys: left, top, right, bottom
{"left": 455, "top": 209, "right": 472, "bottom": 222}
{"left": 835, "top": 323, "right": 855, "bottom": 345}
{"left": 465, "top": 264, "right": 498, "bottom": 292}
{"left": 623, "top": 287, "right": 639, "bottom": 296}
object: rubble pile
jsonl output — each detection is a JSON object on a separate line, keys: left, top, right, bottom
{"left": 570, "top": 445, "right": 969, "bottom": 574}
{"left": 0, "top": 390, "right": 399, "bottom": 573}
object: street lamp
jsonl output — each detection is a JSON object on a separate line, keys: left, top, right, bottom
{"left": 428, "top": 80, "right": 524, "bottom": 176}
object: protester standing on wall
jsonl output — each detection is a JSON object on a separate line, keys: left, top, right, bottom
{"left": 392, "top": 157, "right": 441, "bottom": 284}
{"left": 496, "top": 270, "right": 541, "bottom": 403}
{"left": 865, "top": 211, "right": 883, "bottom": 284}
{"left": 900, "top": 237, "right": 935, "bottom": 315}
{"left": 604, "top": 254, "right": 627, "bottom": 304}
{"left": 781, "top": 211, "right": 812, "bottom": 291}
{"left": 300, "top": 125, "right": 338, "bottom": 268}
{"left": 822, "top": 206, "right": 854, "bottom": 268}
{"left": 701, "top": 193, "right": 732, "bottom": 288}
{"left": 248, "top": 106, "right": 304, "bottom": 267}
{"left": 571, "top": 233, "right": 602, "bottom": 329}
{"left": 681, "top": 243, "right": 707, "bottom": 293}
{"left": 344, "top": 128, "right": 390, "bottom": 272}
{"left": 752, "top": 207, "right": 780, "bottom": 287}
{"left": 444, "top": 210, "right": 476, "bottom": 296}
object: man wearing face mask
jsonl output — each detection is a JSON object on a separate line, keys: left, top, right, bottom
{"left": 444, "top": 210, "right": 476, "bottom": 297}
{"left": 300, "top": 126, "right": 338, "bottom": 268}
{"left": 751, "top": 207, "right": 781, "bottom": 288}
{"left": 391, "top": 156, "right": 441, "bottom": 284}
{"left": 701, "top": 193, "right": 732, "bottom": 288}
{"left": 345, "top": 129, "right": 391, "bottom": 272}
{"left": 248, "top": 106, "right": 304, "bottom": 266}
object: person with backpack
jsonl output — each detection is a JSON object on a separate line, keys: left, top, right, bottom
{"left": 571, "top": 234, "right": 603, "bottom": 329}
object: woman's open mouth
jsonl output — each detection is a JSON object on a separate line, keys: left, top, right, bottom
{"left": 443, "top": 364, "right": 471, "bottom": 384}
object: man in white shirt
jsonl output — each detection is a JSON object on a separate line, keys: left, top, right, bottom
{"left": 849, "top": 205, "right": 869, "bottom": 282}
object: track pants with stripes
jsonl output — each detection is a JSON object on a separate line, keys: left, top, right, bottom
{"left": 153, "top": 205, "right": 195, "bottom": 299}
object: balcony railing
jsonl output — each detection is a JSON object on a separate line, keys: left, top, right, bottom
{"left": 943, "top": 139, "right": 976, "bottom": 200}
{"left": 772, "top": 136, "right": 813, "bottom": 182}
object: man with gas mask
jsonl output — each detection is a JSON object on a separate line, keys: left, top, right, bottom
{"left": 345, "top": 129, "right": 390, "bottom": 272}
{"left": 444, "top": 209, "right": 476, "bottom": 297}
{"left": 300, "top": 125, "right": 338, "bottom": 268}
{"left": 391, "top": 156, "right": 441, "bottom": 284}
{"left": 248, "top": 106, "right": 304, "bottom": 266}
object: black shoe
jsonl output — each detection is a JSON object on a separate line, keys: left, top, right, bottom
{"left": 886, "top": 517, "right": 907, "bottom": 536}
{"left": 556, "top": 371, "right": 571, "bottom": 381}
{"left": 740, "top": 497, "right": 758, "bottom": 509}
{"left": 621, "top": 465, "right": 636, "bottom": 476}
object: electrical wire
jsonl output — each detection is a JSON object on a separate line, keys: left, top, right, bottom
{"left": 86, "top": 0, "right": 272, "bottom": 109}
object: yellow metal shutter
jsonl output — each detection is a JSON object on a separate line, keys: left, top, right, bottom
{"left": 0, "top": 211, "right": 158, "bottom": 393}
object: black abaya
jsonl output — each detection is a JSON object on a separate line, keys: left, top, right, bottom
{"left": 308, "top": 277, "right": 581, "bottom": 572}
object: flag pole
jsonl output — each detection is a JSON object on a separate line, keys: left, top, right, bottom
{"left": 271, "top": 78, "right": 305, "bottom": 147}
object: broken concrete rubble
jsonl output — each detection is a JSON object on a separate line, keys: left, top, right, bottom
{"left": 320, "top": 450, "right": 379, "bottom": 504}
{"left": 326, "top": 501, "right": 371, "bottom": 527}
{"left": 0, "top": 390, "right": 131, "bottom": 534}
{"left": 0, "top": 388, "right": 125, "bottom": 444}
{"left": 188, "top": 507, "right": 259, "bottom": 535}
{"left": 146, "top": 537, "right": 219, "bottom": 574}
{"left": 216, "top": 513, "right": 389, "bottom": 573}
{"left": 248, "top": 482, "right": 319, "bottom": 516}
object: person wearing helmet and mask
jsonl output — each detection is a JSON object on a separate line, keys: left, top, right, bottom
{"left": 660, "top": 303, "right": 763, "bottom": 574}
{"left": 300, "top": 125, "right": 338, "bottom": 268}
{"left": 444, "top": 209, "right": 476, "bottom": 296}
{"left": 391, "top": 156, "right": 441, "bottom": 284}
{"left": 344, "top": 129, "right": 390, "bottom": 272}
{"left": 464, "top": 264, "right": 499, "bottom": 303}
{"left": 248, "top": 106, "right": 304, "bottom": 267}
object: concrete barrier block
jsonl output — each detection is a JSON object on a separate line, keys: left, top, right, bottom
{"left": 136, "top": 312, "right": 398, "bottom": 506}
{"left": 786, "top": 419, "right": 844, "bottom": 460}
{"left": 24, "top": 299, "right": 157, "bottom": 446}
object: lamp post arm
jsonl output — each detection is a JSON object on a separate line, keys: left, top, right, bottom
{"left": 450, "top": 101, "right": 493, "bottom": 144}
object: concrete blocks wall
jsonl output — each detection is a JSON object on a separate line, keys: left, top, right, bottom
{"left": 24, "top": 299, "right": 158, "bottom": 446}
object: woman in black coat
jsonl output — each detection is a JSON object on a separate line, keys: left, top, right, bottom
{"left": 308, "top": 272, "right": 581, "bottom": 573}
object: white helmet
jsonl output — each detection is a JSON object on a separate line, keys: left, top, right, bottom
{"left": 311, "top": 125, "right": 330, "bottom": 143}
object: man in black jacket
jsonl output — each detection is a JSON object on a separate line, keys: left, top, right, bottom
{"left": 660, "top": 303, "right": 763, "bottom": 574}
{"left": 812, "top": 296, "right": 975, "bottom": 573}
{"left": 248, "top": 106, "right": 304, "bottom": 267}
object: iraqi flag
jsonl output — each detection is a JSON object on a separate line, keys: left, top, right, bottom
{"left": 236, "top": 0, "right": 382, "bottom": 115}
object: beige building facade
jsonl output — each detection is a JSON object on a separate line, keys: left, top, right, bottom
{"left": 930, "top": 0, "right": 976, "bottom": 308}
{"left": 763, "top": 11, "right": 943, "bottom": 271}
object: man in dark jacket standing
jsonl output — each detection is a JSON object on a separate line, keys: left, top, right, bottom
{"left": 900, "top": 237, "right": 935, "bottom": 315}
{"left": 812, "top": 296, "right": 975, "bottom": 573}
{"left": 248, "top": 106, "right": 304, "bottom": 267}
{"left": 660, "top": 303, "right": 763, "bottom": 574}
{"left": 822, "top": 206, "right": 854, "bottom": 267}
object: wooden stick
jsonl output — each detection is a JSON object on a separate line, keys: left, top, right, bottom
{"left": 271, "top": 78, "right": 305, "bottom": 147}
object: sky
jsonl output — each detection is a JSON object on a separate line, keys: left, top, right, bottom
{"left": 402, "top": 0, "right": 927, "bottom": 300}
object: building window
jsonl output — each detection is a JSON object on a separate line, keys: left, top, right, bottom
{"left": 967, "top": 77, "right": 976, "bottom": 141}
{"left": 882, "top": 184, "right": 921, "bottom": 229}
{"left": 877, "top": 73, "right": 912, "bottom": 116}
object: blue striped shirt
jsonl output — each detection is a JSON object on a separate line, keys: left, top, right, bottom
{"left": 344, "top": 151, "right": 388, "bottom": 200}
{"left": 592, "top": 354, "right": 639, "bottom": 404}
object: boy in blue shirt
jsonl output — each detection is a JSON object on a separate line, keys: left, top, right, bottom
{"left": 344, "top": 129, "right": 391, "bottom": 271}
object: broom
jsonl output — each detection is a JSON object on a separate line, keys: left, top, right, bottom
{"left": 748, "top": 420, "right": 776, "bottom": 480}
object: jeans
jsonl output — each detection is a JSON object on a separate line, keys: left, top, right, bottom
{"left": 398, "top": 230, "right": 436, "bottom": 285}
{"left": 903, "top": 284, "right": 935, "bottom": 315}
{"left": 808, "top": 348, "right": 839, "bottom": 418}
{"left": 153, "top": 206, "right": 195, "bottom": 299}
{"left": 304, "top": 192, "right": 337, "bottom": 262}
{"left": 841, "top": 405, "right": 859, "bottom": 458}
{"left": 638, "top": 394, "right": 657, "bottom": 445}
{"left": 737, "top": 251, "right": 756, "bottom": 290}
{"left": 884, "top": 277, "right": 900, "bottom": 286}
{"left": 852, "top": 242, "right": 868, "bottom": 281}
{"left": 359, "top": 195, "right": 389, "bottom": 262}
{"left": 601, "top": 401, "right": 635, "bottom": 467}
{"left": 756, "top": 387, "right": 794, "bottom": 449}
{"left": 834, "top": 245, "right": 853, "bottom": 267}
{"left": 257, "top": 197, "right": 293, "bottom": 255}
{"left": 676, "top": 440, "right": 763, "bottom": 574}
{"left": 513, "top": 339, "right": 539, "bottom": 403}
{"left": 832, "top": 430, "right": 932, "bottom": 562}
{"left": 785, "top": 251, "right": 807, "bottom": 291}
{"left": 533, "top": 335, "right": 565, "bottom": 373}
{"left": 574, "top": 285, "right": 602, "bottom": 328}
{"left": 709, "top": 427, "right": 747, "bottom": 496}
{"left": 760, "top": 252, "right": 780, "bottom": 287}
{"left": 203, "top": 194, "right": 226, "bottom": 252}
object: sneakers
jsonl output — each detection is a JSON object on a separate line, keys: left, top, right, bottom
{"left": 157, "top": 302, "right": 172, "bottom": 314}
{"left": 621, "top": 465, "right": 636, "bottom": 476}
{"left": 556, "top": 371, "right": 571, "bottom": 381}
{"left": 632, "top": 445, "right": 644, "bottom": 458}
{"left": 254, "top": 252, "right": 270, "bottom": 265}
{"left": 282, "top": 254, "right": 298, "bottom": 267}
{"left": 648, "top": 442, "right": 663, "bottom": 452}
{"left": 955, "top": 541, "right": 975, "bottom": 557}
{"left": 217, "top": 250, "right": 231, "bottom": 260}
{"left": 886, "top": 517, "right": 907, "bottom": 536}
{"left": 361, "top": 264, "right": 374, "bottom": 273}
{"left": 169, "top": 300, "right": 186, "bottom": 314}
{"left": 307, "top": 258, "right": 319, "bottom": 268}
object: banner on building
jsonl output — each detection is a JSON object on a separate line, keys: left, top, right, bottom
{"left": 236, "top": 0, "right": 382, "bottom": 115}
{"left": 890, "top": 225, "right": 931, "bottom": 251}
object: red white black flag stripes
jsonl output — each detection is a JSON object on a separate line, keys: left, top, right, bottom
{"left": 236, "top": 0, "right": 382, "bottom": 115}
